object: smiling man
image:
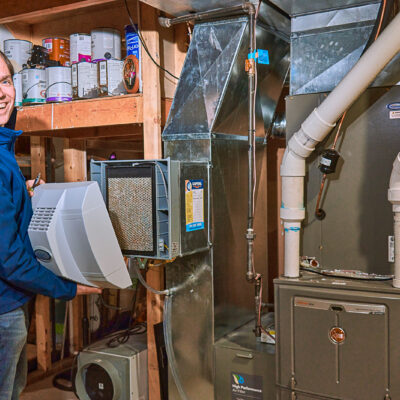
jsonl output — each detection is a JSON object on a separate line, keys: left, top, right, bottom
{"left": 0, "top": 51, "right": 101, "bottom": 400}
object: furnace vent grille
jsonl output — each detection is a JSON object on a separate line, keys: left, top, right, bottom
{"left": 29, "top": 207, "right": 56, "bottom": 232}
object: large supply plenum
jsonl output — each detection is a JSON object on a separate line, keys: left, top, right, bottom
{"left": 90, "top": 158, "right": 209, "bottom": 260}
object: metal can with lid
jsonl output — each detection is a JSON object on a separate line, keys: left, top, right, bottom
{"left": 91, "top": 28, "right": 121, "bottom": 62}
{"left": 13, "top": 73, "right": 23, "bottom": 107}
{"left": 42, "top": 38, "right": 70, "bottom": 66}
{"left": 22, "top": 68, "right": 46, "bottom": 105}
{"left": 98, "top": 59, "right": 126, "bottom": 96}
{"left": 72, "top": 61, "right": 98, "bottom": 99}
{"left": 46, "top": 66, "right": 72, "bottom": 103}
{"left": 4, "top": 39, "right": 33, "bottom": 72}
{"left": 70, "top": 33, "right": 92, "bottom": 64}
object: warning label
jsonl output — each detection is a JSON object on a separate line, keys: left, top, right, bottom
{"left": 390, "top": 110, "right": 400, "bottom": 119}
{"left": 185, "top": 179, "right": 204, "bottom": 232}
{"left": 231, "top": 372, "right": 263, "bottom": 400}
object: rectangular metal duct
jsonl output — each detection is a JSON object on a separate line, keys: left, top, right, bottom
{"left": 269, "top": 0, "right": 380, "bottom": 17}
{"left": 160, "top": 8, "right": 290, "bottom": 400}
{"left": 162, "top": 13, "right": 290, "bottom": 140}
{"left": 281, "top": 0, "right": 400, "bottom": 95}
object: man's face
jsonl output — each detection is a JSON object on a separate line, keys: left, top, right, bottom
{"left": 0, "top": 58, "right": 15, "bottom": 127}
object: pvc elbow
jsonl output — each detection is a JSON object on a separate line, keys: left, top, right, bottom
{"left": 280, "top": 147, "right": 306, "bottom": 177}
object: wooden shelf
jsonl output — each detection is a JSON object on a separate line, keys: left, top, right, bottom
{"left": 0, "top": 0, "right": 119, "bottom": 24}
{"left": 16, "top": 95, "right": 172, "bottom": 137}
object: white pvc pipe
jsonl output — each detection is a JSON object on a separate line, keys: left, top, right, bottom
{"left": 388, "top": 153, "right": 400, "bottom": 287}
{"left": 281, "top": 12, "right": 400, "bottom": 279}
{"left": 393, "top": 214, "right": 400, "bottom": 288}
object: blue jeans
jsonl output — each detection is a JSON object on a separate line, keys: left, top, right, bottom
{"left": 0, "top": 306, "right": 28, "bottom": 400}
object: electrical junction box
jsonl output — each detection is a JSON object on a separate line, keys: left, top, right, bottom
{"left": 90, "top": 158, "right": 209, "bottom": 260}
{"left": 75, "top": 331, "right": 147, "bottom": 400}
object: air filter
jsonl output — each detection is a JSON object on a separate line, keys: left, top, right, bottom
{"left": 106, "top": 164, "right": 156, "bottom": 255}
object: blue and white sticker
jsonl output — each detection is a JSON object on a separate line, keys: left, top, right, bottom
{"left": 387, "top": 102, "right": 400, "bottom": 110}
{"left": 185, "top": 179, "right": 204, "bottom": 232}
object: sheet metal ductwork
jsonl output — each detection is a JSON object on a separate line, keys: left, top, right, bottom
{"left": 163, "top": 15, "right": 289, "bottom": 139}
{"left": 159, "top": 6, "right": 290, "bottom": 399}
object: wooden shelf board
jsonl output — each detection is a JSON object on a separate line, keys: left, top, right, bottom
{"left": 16, "top": 94, "right": 143, "bottom": 133}
{"left": 16, "top": 96, "right": 172, "bottom": 138}
{"left": 0, "top": 0, "right": 119, "bottom": 24}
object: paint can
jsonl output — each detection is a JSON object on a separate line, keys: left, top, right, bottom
{"left": 98, "top": 59, "right": 126, "bottom": 96}
{"left": 72, "top": 61, "right": 98, "bottom": 99}
{"left": 122, "top": 55, "right": 139, "bottom": 94}
{"left": 42, "top": 37, "right": 70, "bottom": 66}
{"left": 22, "top": 68, "right": 46, "bottom": 105}
{"left": 46, "top": 66, "right": 72, "bottom": 103}
{"left": 70, "top": 33, "right": 92, "bottom": 64}
{"left": 4, "top": 39, "right": 33, "bottom": 72}
{"left": 91, "top": 28, "right": 121, "bottom": 62}
{"left": 13, "top": 73, "right": 23, "bottom": 107}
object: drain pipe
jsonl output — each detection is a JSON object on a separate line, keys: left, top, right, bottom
{"left": 388, "top": 154, "right": 400, "bottom": 288}
{"left": 281, "top": 11, "right": 400, "bottom": 278}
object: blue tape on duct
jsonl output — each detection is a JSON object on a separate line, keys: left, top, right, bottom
{"left": 248, "top": 49, "right": 269, "bottom": 65}
{"left": 284, "top": 227, "right": 300, "bottom": 232}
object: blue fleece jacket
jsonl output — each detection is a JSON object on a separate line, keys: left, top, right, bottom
{"left": 0, "top": 127, "right": 77, "bottom": 314}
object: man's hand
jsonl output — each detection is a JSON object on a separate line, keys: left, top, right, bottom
{"left": 26, "top": 179, "right": 45, "bottom": 197}
{"left": 76, "top": 284, "right": 102, "bottom": 295}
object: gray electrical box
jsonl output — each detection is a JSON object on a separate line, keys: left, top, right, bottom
{"left": 90, "top": 158, "right": 209, "bottom": 260}
{"left": 214, "top": 316, "right": 276, "bottom": 400}
{"left": 275, "top": 274, "right": 400, "bottom": 399}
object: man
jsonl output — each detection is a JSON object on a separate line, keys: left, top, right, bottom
{"left": 0, "top": 51, "right": 101, "bottom": 400}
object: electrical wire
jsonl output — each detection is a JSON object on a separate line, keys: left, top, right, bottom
{"left": 123, "top": 0, "right": 180, "bottom": 81}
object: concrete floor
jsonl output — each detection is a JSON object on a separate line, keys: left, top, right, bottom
{"left": 21, "top": 375, "right": 78, "bottom": 400}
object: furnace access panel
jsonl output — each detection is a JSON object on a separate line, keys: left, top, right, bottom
{"left": 91, "top": 158, "right": 209, "bottom": 260}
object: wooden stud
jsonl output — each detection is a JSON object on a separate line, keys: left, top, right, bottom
{"left": 35, "top": 296, "right": 52, "bottom": 372}
{"left": 64, "top": 138, "right": 86, "bottom": 352}
{"left": 63, "top": 138, "right": 87, "bottom": 182}
{"left": 30, "top": 136, "right": 53, "bottom": 372}
{"left": 30, "top": 137, "right": 46, "bottom": 178}
{"left": 174, "top": 23, "right": 188, "bottom": 79}
{"left": 140, "top": 3, "right": 164, "bottom": 400}
{"left": 141, "top": 2, "right": 162, "bottom": 160}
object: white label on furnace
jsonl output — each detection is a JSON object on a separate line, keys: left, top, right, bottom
{"left": 390, "top": 111, "right": 400, "bottom": 119}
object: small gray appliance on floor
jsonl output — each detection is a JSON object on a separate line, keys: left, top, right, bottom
{"left": 75, "top": 331, "right": 148, "bottom": 400}
{"left": 214, "top": 315, "right": 276, "bottom": 400}
{"left": 275, "top": 273, "right": 400, "bottom": 400}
